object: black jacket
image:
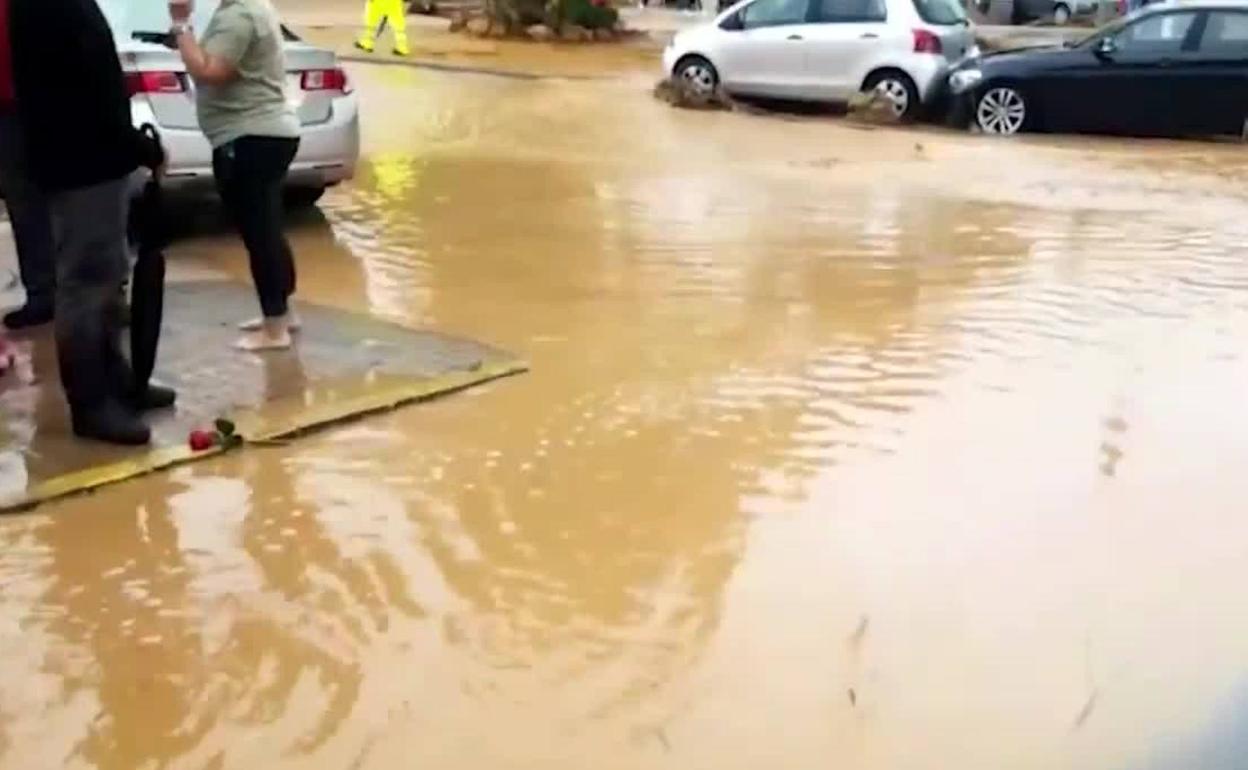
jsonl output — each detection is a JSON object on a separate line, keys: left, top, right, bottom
{"left": 11, "top": 0, "right": 160, "bottom": 193}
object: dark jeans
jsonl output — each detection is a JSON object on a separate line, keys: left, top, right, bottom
{"left": 47, "top": 176, "right": 132, "bottom": 411}
{"left": 0, "top": 109, "right": 56, "bottom": 308}
{"left": 212, "top": 135, "right": 299, "bottom": 318}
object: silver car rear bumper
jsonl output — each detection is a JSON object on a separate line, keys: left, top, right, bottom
{"left": 128, "top": 92, "right": 360, "bottom": 194}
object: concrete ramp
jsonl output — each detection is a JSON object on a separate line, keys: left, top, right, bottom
{"left": 0, "top": 281, "right": 526, "bottom": 512}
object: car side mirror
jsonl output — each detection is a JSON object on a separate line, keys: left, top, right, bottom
{"left": 720, "top": 11, "right": 745, "bottom": 30}
{"left": 1095, "top": 37, "right": 1117, "bottom": 59}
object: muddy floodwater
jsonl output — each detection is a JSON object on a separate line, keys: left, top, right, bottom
{"left": 6, "top": 62, "right": 1248, "bottom": 770}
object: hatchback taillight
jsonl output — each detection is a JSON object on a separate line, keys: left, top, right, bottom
{"left": 912, "top": 29, "right": 943, "bottom": 54}
{"left": 125, "top": 71, "right": 184, "bottom": 96}
{"left": 300, "top": 68, "right": 351, "bottom": 93}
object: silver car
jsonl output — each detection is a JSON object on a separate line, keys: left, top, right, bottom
{"left": 103, "top": 0, "right": 360, "bottom": 207}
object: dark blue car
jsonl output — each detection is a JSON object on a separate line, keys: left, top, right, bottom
{"left": 949, "top": 1, "right": 1248, "bottom": 137}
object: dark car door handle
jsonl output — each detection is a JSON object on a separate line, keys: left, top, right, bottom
{"left": 860, "top": 33, "right": 879, "bottom": 38}
{"left": 787, "top": 33, "right": 803, "bottom": 40}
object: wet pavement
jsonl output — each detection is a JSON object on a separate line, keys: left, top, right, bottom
{"left": 5, "top": 51, "right": 1248, "bottom": 770}
{"left": 0, "top": 278, "right": 522, "bottom": 512}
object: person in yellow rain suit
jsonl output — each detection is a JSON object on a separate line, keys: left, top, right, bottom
{"left": 355, "top": 0, "right": 410, "bottom": 56}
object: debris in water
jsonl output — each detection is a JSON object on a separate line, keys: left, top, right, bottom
{"left": 653, "top": 77, "right": 735, "bottom": 111}
{"left": 1073, "top": 691, "right": 1098, "bottom": 729}
{"left": 629, "top": 725, "right": 672, "bottom": 752}
{"left": 849, "top": 615, "right": 870, "bottom": 645}
{"left": 847, "top": 89, "right": 902, "bottom": 126}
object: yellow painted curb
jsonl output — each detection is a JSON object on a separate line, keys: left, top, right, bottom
{"left": 12, "top": 443, "right": 228, "bottom": 514}
{"left": 5, "top": 358, "right": 527, "bottom": 514}
{"left": 244, "top": 358, "right": 526, "bottom": 442}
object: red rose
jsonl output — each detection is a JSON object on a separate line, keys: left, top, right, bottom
{"left": 188, "top": 430, "right": 217, "bottom": 452}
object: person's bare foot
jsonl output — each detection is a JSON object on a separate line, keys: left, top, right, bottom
{"left": 239, "top": 312, "right": 301, "bottom": 332}
{"left": 233, "top": 318, "right": 293, "bottom": 352}
{"left": 234, "top": 329, "right": 292, "bottom": 351}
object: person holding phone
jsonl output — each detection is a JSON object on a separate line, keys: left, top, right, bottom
{"left": 170, "top": 0, "right": 301, "bottom": 352}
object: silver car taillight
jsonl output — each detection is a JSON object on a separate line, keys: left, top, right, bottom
{"left": 125, "top": 71, "right": 185, "bottom": 97}
{"left": 300, "top": 68, "right": 352, "bottom": 95}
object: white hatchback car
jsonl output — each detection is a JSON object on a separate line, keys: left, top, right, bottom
{"left": 663, "top": 0, "right": 976, "bottom": 119}
{"left": 102, "top": 0, "right": 360, "bottom": 207}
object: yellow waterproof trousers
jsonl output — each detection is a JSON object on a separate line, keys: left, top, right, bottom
{"left": 356, "top": 0, "right": 410, "bottom": 55}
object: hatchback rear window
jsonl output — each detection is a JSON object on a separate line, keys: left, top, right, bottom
{"left": 912, "top": 0, "right": 967, "bottom": 24}
{"left": 817, "top": 0, "right": 888, "bottom": 21}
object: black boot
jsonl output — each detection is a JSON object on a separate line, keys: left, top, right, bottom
{"left": 71, "top": 401, "right": 151, "bottom": 446}
{"left": 4, "top": 301, "right": 54, "bottom": 330}
{"left": 103, "top": 325, "right": 174, "bottom": 411}
{"left": 127, "top": 383, "right": 176, "bottom": 411}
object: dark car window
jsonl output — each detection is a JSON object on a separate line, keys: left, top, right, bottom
{"left": 1078, "top": 14, "right": 1129, "bottom": 47}
{"left": 912, "top": 0, "right": 967, "bottom": 25}
{"left": 1197, "top": 11, "right": 1248, "bottom": 56}
{"left": 1113, "top": 11, "right": 1198, "bottom": 55}
{"left": 815, "top": 0, "right": 886, "bottom": 22}
{"left": 741, "top": 0, "right": 810, "bottom": 27}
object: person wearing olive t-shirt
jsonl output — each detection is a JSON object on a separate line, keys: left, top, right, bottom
{"left": 171, "top": 0, "right": 302, "bottom": 352}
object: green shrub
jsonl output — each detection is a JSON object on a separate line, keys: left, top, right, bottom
{"left": 560, "top": 0, "right": 619, "bottom": 29}
{"left": 484, "top": 0, "right": 619, "bottom": 33}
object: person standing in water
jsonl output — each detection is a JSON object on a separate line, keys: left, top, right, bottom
{"left": 11, "top": 0, "right": 171, "bottom": 445}
{"left": 355, "top": 0, "right": 411, "bottom": 57}
{"left": 170, "top": 0, "right": 301, "bottom": 351}
{"left": 0, "top": 0, "right": 55, "bottom": 331}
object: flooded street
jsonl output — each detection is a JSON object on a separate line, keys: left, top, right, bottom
{"left": 6, "top": 60, "right": 1248, "bottom": 769}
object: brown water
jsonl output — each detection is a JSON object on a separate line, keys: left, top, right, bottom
{"left": 5, "top": 64, "right": 1248, "bottom": 770}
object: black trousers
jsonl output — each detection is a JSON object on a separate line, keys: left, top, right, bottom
{"left": 212, "top": 136, "right": 300, "bottom": 318}
{"left": 0, "top": 109, "right": 56, "bottom": 309}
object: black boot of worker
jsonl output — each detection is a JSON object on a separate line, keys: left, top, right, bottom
{"left": 71, "top": 400, "right": 151, "bottom": 446}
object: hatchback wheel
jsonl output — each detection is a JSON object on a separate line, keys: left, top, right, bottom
{"left": 864, "top": 71, "right": 920, "bottom": 121}
{"left": 975, "top": 86, "right": 1028, "bottom": 135}
{"left": 674, "top": 56, "right": 718, "bottom": 100}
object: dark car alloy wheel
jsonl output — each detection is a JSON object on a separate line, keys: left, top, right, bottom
{"left": 975, "top": 86, "right": 1028, "bottom": 135}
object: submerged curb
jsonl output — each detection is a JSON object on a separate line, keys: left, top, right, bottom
{"left": 4, "top": 358, "right": 527, "bottom": 514}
